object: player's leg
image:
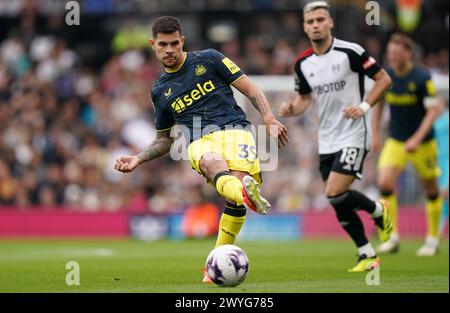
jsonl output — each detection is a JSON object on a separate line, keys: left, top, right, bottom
{"left": 326, "top": 172, "right": 381, "bottom": 272}
{"left": 417, "top": 178, "right": 442, "bottom": 256}
{"left": 199, "top": 152, "right": 245, "bottom": 206}
{"left": 198, "top": 153, "right": 247, "bottom": 246}
{"left": 411, "top": 140, "right": 442, "bottom": 256}
{"left": 376, "top": 166, "right": 403, "bottom": 253}
{"left": 188, "top": 137, "right": 251, "bottom": 242}
{"left": 222, "top": 129, "right": 270, "bottom": 215}
{"left": 210, "top": 169, "right": 267, "bottom": 244}
{"left": 191, "top": 130, "right": 267, "bottom": 282}
{"left": 196, "top": 153, "right": 247, "bottom": 283}
{"left": 188, "top": 136, "right": 248, "bottom": 283}
{"left": 422, "top": 178, "right": 442, "bottom": 240}
{"left": 326, "top": 172, "right": 369, "bottom": 250}
{"left": 324, "top": 147, "right": 392, "bottom": 243}
{"left": 376, "top": 139, "right": 408, "bottom": 254}
{"left": 197, "top": 153, "right": 269, "bottom": 215}
{"left": 208, "top": 128, "right": 271, "bottom": 247}
{"left": 198, "top": 151, "right": 268, "bottom": 248}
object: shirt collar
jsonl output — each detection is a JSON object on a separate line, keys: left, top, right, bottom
{"left": 165, "top": 52, "right": 188, "bottom": 73}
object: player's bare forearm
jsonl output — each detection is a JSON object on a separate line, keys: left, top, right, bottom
{"left": 248, "top": 89, "right": 290, "bottom": 146}
{"left": 137, "top": 130, "right": 174, "bottom": 163}
{"left": 249, "top": 92, "right": 274, "bottom": 122}
{"left": 232, "top": 75, "right": 275, "bottom": 122}
{"left": 410, "top": 106, "right": 440, "bottom": 144}
{"left": 370, "top": 101, "right": 385, "bottom": 150}
{"left": 115, "top": 129, "right": 174, "bottom": 173}
{"left": 278, "top": 94, "right": 313, "bottom": 118}
{"left": 371, "top": 101, "right": 384, "bottom": 134}
{"left": 366, "top": 69, "right": 392, "bottom": 107}
{"left": 232, "top": 75, "right": 288, "bottom": 146}
{"left": 292, "top": 94, "right": 313, "bottom": 116}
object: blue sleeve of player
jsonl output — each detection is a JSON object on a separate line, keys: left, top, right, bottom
{"left": 208, "top": 49, "right": 245, "bottom": 85}
{"left": 152, "top": 92, "right": 175, "bottom": 131}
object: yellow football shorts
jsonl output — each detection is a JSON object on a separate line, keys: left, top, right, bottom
{"left": 188, "top": 129, "right": 262, "bottom": 184}
{"left": 378, "top": 138, "right": 440, "bottom": 180}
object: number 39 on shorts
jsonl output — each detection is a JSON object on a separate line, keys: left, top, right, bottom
{"left": 238, "top": 144, "right": 257, "bottom": 160}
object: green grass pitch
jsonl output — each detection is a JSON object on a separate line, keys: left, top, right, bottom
{"left": 0, "top": 238, "right": 447, "bottom": 293}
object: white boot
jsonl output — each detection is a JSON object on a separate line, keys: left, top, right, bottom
{"left": 416, "top": 236, "right": 439, "bottom": 257}
{"left": 377, "top": 233, "right": 400, "bottom": 254}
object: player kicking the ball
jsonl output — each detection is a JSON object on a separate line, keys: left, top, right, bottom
{"left": 114, "top": 16, "right": 288, "bottom": 282}
{"left": 279, "top": 1, "right": 393, "bottom": 272}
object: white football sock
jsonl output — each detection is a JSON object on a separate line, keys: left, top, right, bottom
{"left": 371, "top": 202, "right": 383, "bottom": 218}
{"left": 358, "top": 243, "right": 376, "bottom": 258}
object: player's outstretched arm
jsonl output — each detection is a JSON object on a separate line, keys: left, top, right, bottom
{"left": 114, "top": 129, "right": 174, "bottom": 173}
{"left": 343, "top": 69, "right": 392, "bottom": 119}
{"left": 278, "top": 93, "right": 313, "bottom": 118}
{"left": 232, "top": 75, "right": 289, "bottom": 147}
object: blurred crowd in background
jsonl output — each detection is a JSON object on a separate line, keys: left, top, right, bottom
{"left": 0, "top": 0, "right": 449, "bottom": 213}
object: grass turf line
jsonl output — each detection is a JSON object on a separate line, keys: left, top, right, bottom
{"left": 0, "top": 239, "right": 447, "bottom": 293}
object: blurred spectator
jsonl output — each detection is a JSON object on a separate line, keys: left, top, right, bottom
{"left": 181, "top": 185, "right": 220, "bottom": 238}
{"left": 111, "top": 20, "right": 151, "bottom": 53}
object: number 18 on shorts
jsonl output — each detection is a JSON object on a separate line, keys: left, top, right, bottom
{"left": 319, "top": 147, "right": 368, "bottom": 181}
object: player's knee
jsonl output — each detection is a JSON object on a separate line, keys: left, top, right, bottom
{"left": 380, "top": 189, "right": 394, "bottom": 197}
{"left": 327, "top": 190, "right": 349, "bottom": 206}
{"left": 199, "top": 155, "right": 225, "bottom": 178}
{"left": 325, "top": 184, "right": 347, "bottom": 198}
{"left": 377, "top": 177, "right": 395, "bottom": 194}
{"left": 422, "top": 179, "right": 439, "bottom": 197}
{"left": 199, "top": 157, "right": 212, "bottom": 176}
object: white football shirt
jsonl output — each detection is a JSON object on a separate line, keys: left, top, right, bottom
{"left": 295, "top": 38, "right": 381, "bottom": 154}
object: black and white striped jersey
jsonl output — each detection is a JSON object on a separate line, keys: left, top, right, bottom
{"left": 295, "top": 38, "right": 382, "bottom": 154}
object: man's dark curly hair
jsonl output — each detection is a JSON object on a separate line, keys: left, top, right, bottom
{"left": 152, "top": 16, "right": 182, "bottom": 39}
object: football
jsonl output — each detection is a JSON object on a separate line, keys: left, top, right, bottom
{"left": 205, "top": 244, "right": 250, "bottom": 287}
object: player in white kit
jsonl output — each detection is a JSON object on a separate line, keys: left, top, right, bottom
{"left": 279, "top": 1, "right": 393, "bottom": 272}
